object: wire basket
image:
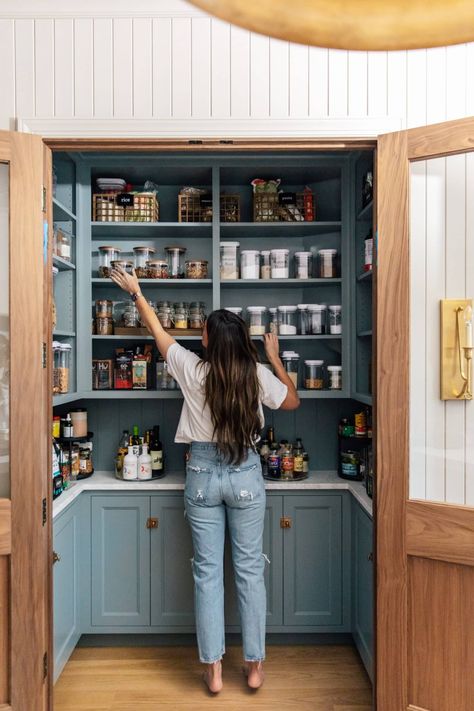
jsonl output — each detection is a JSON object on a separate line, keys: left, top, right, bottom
{"left": 253, "top": 191, "right": 314, "bottom": 222}
{"left": 178, "top": 194, "right": 241, "bottom": 222}
{"left": 93, "top": 192, "right": 159, "bottom": 222}
{"left": 220, "top": 194, "right": 240, "bottom": 222}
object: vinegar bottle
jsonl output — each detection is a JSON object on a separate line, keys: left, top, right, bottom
{"left": 138, "top": 444, "right": 152, "bottom": 480}
{"left": 123, "top": 446, "right": 138, "bottom": 480}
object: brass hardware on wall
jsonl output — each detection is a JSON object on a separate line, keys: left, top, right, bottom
{"left": 52, "top": 551, "right": 60, "bottom": 564}
{"left": 280, "top": 516, "right": 292, "bottom": 529}
{"left": 146, "top": 517, "right": 159, "bottom": 529}
{"left": 440, "top": 299, "right": 473, "bottom": 400}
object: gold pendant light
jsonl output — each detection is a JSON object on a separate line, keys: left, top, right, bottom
{"left": 187, "top": 0, "right": 474, "bottom": 50}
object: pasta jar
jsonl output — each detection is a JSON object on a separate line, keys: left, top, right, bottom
{"left": 247, "top": 306, "right": 267, "bottom": 335}
{"left": 260, "top": 250, "right": 271, "bottom": 279}
{"left": 304, "top": 360, "right": 325, "bottom": 389}
{"left": 281, "top": 351, "right": 299, "bottom": 388}
{"left": 328, "top": 305, "right": 342, "bottom": 334}
{"left": 165, "top": 246, "right": 186, "bottom": 279}
{"left": 269, "top": 307, "right": 279, "bottom": 334}
{"left": 297, "top": 304, "right": 309, "bottom": 335}
{"left": 147, "top": 259, "right": 169, "bottom": 279}
{"left": 278, "top": 306, "right": 297, "bottom": 335}
{"left": 318, "top": 249, "right": 338, "bottom": 278}
{"left": 57, "top": 344, "right": 71, "bottom": 394}
{"left": 241, "top": 250, "right": 260, "bottom": 280}
{"left": 110, "top": 259, "right": 133, "bottom": 275}
{"left": 133, "top": 246, "right": 156, "bottom": 278}
{"left": 271, "top": 249, "right": 290, "bottom": 279}
{"left": 308, "top": 304, "right": 327, "bottom": 334}
{"left": 327, "top": 365, "right": 342, "bottom": 390}
{"left": 185, "top": 260, "right": 208, "bottom": 279}
{"left": 98, "top": 246, "right": 121, "bottom": 277}
{"left": 220, "top": 242, "right": 240, "bottom": 280}
{"left": 294, "top": 251, "right": 312, "bottom": 279}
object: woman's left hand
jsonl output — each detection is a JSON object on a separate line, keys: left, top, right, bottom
{"left": 110, "top": 266, "right": 140, "bottom": 295}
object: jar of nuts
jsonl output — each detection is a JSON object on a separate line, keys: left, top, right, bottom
{"left": 98, "top": 246, "right": 121, "bottom": 277}
{"left": 185, "top": 260, "right": 208, "bottom": 279}
{"left": 147, "top": 259, "right": 169, "bottom": 279}
{"left": 133, "top": 246, "right": 156, "bottom": 278}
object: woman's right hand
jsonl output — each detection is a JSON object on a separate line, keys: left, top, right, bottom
{"left": 110, "top": 265, "right": 140, "bottom": 296}
{"left": 263, "top": 333, "right": 280, "bottom": 365}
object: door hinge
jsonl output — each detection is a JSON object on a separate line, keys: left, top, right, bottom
{"left": 42, "top": 186, "right": 47, "bottom": 213}
{"left": 43, "top": 651, "right": 48, "bottom": 680}
{"left": 42, "top": 342, "right": 47, "bottom": 369}
{"left": 219, "top": 139, "right": 234, "bottom": 144}
{"left": 280, "top": 516, "right": 292, "bottom": 529}
{"left": 146, "top": 517, "right": 159, "bottom": 529}
{"left": 188, "top": 139, "right": 203, "bottom": 145}
{"left": 42, "top": 498, "right": 47, "bottom": 526}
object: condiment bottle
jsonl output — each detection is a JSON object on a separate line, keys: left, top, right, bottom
{"left": 280, "top": 442, "right": 294, "bottom": 480}
{"left": 123, "top": 446, "right": 138, "bottom": 480}
{"left": 115, "top": 430, "right": 130, "bottom": 480}
{"left": 293, "top": 438, "right": 304, "bottom": 474}
{"left": 62, "top": 414, "right": 74, "bottom": 438}
{"left": 150, "top": 425, "right": 164, "bottom": 477}
{"left": 302, "top": 452, "right": 309, "bottom": 474}
{"left": 131, "top": 425, "right": 141, "bottom": 456}
{"left": 259, "top": 439, "right": 270, "bottom": 476}
{"left": 355, "top": 411, "right": 368, "bottom": 437}
{"left": 138, "top": 444, "right": 152, "bottom": 480}
{"left": 267, "top": 444, "right": 281, "bottom": 478}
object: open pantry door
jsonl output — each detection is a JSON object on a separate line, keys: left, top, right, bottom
{"left": 0, "top": 130, "right": 52, "bottom": 710}
{"left": 376, "top": 116, "right": 474, "bottom": 711}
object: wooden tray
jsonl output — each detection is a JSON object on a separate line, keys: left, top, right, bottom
{"left": 114, "top": 327, "right": 202, "bottom": 337}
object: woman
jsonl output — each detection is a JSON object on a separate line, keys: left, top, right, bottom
{"left": 111, "top": 266, "right": 300, "bottom": 693}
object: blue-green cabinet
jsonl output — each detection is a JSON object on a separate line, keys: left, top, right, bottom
{"left": 91, "top": 495, "right": 150, "bottom": 627}
{"left": 352, "top": 499, "right": 374, "bottom": 681}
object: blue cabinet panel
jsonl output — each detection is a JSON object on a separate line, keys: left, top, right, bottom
{"left": 91, "top": 496, "right": 150, "bottom": 626}
{"left": 352, "top": 500, "right": 374, "bottom": 681}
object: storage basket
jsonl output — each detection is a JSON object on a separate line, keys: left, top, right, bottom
{"left": 220, "top": 194, "right": 240, "bottom": 222}
{"left": 93, "top": 192, "right": 159, "bottom": 223}
{"left": 178, "top": 194, "right": 241, "bottom": 222}
{"left": 253, "top": 191, "right": 314, "bottom": 222}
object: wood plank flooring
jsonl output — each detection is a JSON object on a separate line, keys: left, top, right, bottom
{"left": 54, "top": 645, "right": 373, "bottom": 710}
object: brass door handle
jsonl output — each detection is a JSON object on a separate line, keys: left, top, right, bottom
{"left": 52, "top": 551, "right": 61, "bottom": 564}
{"left": 146, "top": 517, "right": 159, "bottom": 529}
{"left": 280, "top": 516, "right": 292, "bottom": 529}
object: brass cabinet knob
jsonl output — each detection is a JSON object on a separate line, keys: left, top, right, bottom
{"left": 146, "top": 517, "right": 159, "bottom": 529}
{"left": 280, "top": 516, "right": 292, "bottom": 529}
{"left": 52, "top": 551, "right": 61, "bottom": 564}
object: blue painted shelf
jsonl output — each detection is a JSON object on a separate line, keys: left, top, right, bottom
{"left": 53, "top": 197, "right": 76, "bottom": 222}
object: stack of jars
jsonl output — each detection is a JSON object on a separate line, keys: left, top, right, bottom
{"left": 156, "top": 301, "right": 206, "bottom": 330}
{"left": 219, "top": 242, "right": 339, "bottom": 280}
{"left": 98, "top": 245, "right": 208, "bottom": 280}
{"left": 95, "top": 299, "right": 114, "bottom": 335}
{"left": 297, "top": 304, "right": 342, "bottom": 335}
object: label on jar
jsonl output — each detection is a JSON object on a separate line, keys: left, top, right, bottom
{"left": 281, "top": 455, "right": 294, "bottom": 472}
{"left": 293, "top": 454, "right": 304, "bottom": 472}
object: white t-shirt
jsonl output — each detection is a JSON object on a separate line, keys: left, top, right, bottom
{"left": 166, "top": 342, "right": 288, "bottom": 444}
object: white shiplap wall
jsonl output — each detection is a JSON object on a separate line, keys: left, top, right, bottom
{"left": 0, "top": 0, "right": 473, "bottom": 135}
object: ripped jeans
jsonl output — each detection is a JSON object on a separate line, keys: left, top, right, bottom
{"left": 184, "top": 442, "right": 266, "bottom": 664}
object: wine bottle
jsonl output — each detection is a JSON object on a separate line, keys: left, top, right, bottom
{"left": 150, "top": 425, "right": 164, "bottom": 477}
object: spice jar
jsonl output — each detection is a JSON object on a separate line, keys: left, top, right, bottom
{"left": 247, "top": 306, "right": 267, "bottom": 335}
{"left": 278, "top": 306, "right": 297, "bottom": 335}
{"left": 220, "top": 242, "right": 240, "bottom": 280}
{"left": 318, "top": 249, "right": 338, "bottom": 278}
{"left": 98, "top": 246, "right": 121, "bottom": 277}
{"left": 173, "top": 308, "right": 188, "bottom": 329}
{"left": 328, "top": 305, "right": 342, "bottom": 334}
{"left": 165, "top": 246, "right": 186, "bottom": 279}
{"left": 271, "top": 249, "right": 290, "bottom": 279}
{"left": 185, "top": 260, "right": 208, "bottom": 279}
{"left": 52, "top": 415, "right": 61, "bottom": 439}
{"left": 95, "top": 317, "right": 114, "bottom": 335}
{"left": 297, "top": 304, "right": 309, "bottom": 335}
{"left": 269, "top": 307, "right": 279, "bottom": 334}
{"left": 147, "top": 259, "right": 169, "bottom": 279}
{"left": 260, "top": 250, "right": 271, "bottom": 279}
{"left": 281, "top": 351, "right": 300, "bottom": 388}
{"left": 95, "top": 299, "right": 113, "bottom": 318}
{"left": 133, "top": 246, "right": 156, "bottom": 278}
{"left": 122, "top": 303, "right": 139, "bottom": 328}
{"left": 157, "top": 307, "right": 173, "bottom": 329}
{"left": 328, "top": 365, "right": 342, "bottom": 390}
{"left": 110, "top": 259, "right": 133, "bottom": 275}
{"left": 308, "top": 304, "right": 327, "bottom": 334}
{"left": 294, "top": 251, "right": 312, "bottom": 279}
{"left": 304, "top": 360, "right": 325, "bottom": 389}
{"left": 241, "top": 250, "right": 260, "bottom": 280}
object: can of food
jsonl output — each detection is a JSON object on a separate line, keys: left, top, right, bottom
{"left": 339, "top": 450, "right": 362, "bottom": 480}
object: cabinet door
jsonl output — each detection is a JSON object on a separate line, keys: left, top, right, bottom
{"left": 224, "top": 496, "right": 283, "bottom": 628}
{"left": 150, "top": 496, "right": 195, "bottom": 627}
{"left": 352, "top": 501, "right": 374, "bottom": 681}
{"left": 91, "top": 496, "right": 150, "bottom": 627}
{"left": 283, "top": 494, "right": 343, "bottom": 627}
{"left": 53, "top": 501, "right": 81, "bottom": 682}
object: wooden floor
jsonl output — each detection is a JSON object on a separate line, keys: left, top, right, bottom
{"left": 54, "top": 644, "right": 373, "bottom": 710}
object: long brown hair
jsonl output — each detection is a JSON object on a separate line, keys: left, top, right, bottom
{"left": 203, "top": 309, "right": 261, "bottom": 464}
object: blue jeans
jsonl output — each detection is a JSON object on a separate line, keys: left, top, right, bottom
{"left": 184, "top": 442, "right": 266, "bottom": 664}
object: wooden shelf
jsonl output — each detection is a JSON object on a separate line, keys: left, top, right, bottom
{"left": 92, "top": 335, "right": 202, "bottom": 341}
{"left": 53, "top": 197, "right": 76, "bottom": 222}
{"left": 356, "top": 201, "right": 373, "bottom": 220}
{"left": 53, "top": 255, "right": 76, "bottom": 271}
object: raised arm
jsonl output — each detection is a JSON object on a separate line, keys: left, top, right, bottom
{"left": 110, "top": 266, "right": 176, "bottom": 359}
{"left": 263, "top": 333, "right": 300, "bottom": 410}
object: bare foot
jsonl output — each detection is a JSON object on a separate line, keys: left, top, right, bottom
{"left": 203, "top": 660, "right": 223, "bottom": 693}
{"left": 243, "top": 660, "right": 264, "bottom": 690}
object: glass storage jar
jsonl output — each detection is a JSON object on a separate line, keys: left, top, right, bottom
{"left": 327, "top": 365, "right": 342, "bottom": 390}
{"left": 278, "top": 305, "right": 297, "bottom": 335}
{"left": 220, "top": 242, "right": 240, "bottom": 280}
{"left": 269, "top": 307, "right": 279, "bottom": 334}
{"left": 110, "top": 259, "right": 133, "bottom": 275}
{"left": 304, "top": 360, "right": 325, "bottom": 389}
{"left": 53, "top": 343, "right": 71, "bottom": 394}
{"left": 297, "top": 304, "right": 309, "bottom": 335}
{"left": 95, "top": 317, "right": 114, "bottom": 335}
{"left": 165, "top": 246, "right": 186, "bottom": 279}
{"left": 147, "top": 259, "right": 169, "bottom": 279}
{"left": 122, "top": 303, "right": 139, "bottom": 328}
{"left": 53, "top": 342, "right": 62, "bottom": 394}
{"left": 156, "top": 359, "right": 178, "bottom": 389}
{"left": 157, "top": 307, "right": 173, "bottom": 329}
{"left": 173, "top": 308, "right": 188, "bottom": 329}
{"left": 247, "top": 306, "right": 267, "bottom": 335}
{"left": 260, "top": 250, "right": 271, "bottom": 279}
{"left": 55, "top": 227, "right": 72, "bottom": 262}
{"left": 241, "top": 250, "right": 260, "bottom": 280}
{"left": 328, "top": 305, "right": 342, "bottom": 334}
{"left": 185, "top": 260, "right": 208, "bottom": 279}
{"left": 98, "top": 246, "right": 121, "bottom": 277}
{"left": 318, "top": 249, "right": 338, "bottom": 278}
{"left": 225, "top": 306, "right": 243, "bottom": 316}
{"left": 133, "top": 246, "right": 156, "bottom": 277}
{"left": 95, "top": 299, "right": 113, "bottom": 318}
{"left": 294, "top": 251, "right": 312, "bottom": 279}
{"left": 189, "top": 308, "right": 204, "bottom": 329}
{"left": 271, "top": 249, "right": 290, "bottom": 279}
{"left": 308, "top": 304, "right": 327, "bottom": 334}
{"left": 281, "top": 351, "right": 300, "bottom": 388}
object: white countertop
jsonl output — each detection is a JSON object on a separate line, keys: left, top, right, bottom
{"left": 53, "top": 470, "right": 373, "bottom": 519}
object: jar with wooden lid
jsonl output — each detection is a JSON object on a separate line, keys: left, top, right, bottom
{"left": 165, "top": 246, "right": 186, "bottom": 279}
{"left": 147, "top": 259, "right": 169, "bottom": 279}
{"left": 185, "top": 260, "right": 208, "bottom": 279}
{"left": 133, "top": 246, "right": 156, "bottom": 278}
{"left": 110, "top": 259, "right": 133, "bottom": 275}
{"left": 98, "top": 246, "right": 121, "bottom": 277}
{"left": 95, "top": 299, "right": 113, "bottom": 318}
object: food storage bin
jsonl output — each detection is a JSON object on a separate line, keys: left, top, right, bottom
{"left": 308, "top": 304, "right": 327, "bottom": 334}
{"left": 318, "top": 249, "right": 338, "bottom": 278}
{"left": 55, "top": 227, "right": 72, "bottom": 262}
{"left": 304, "top": 360, "right": 325, "bottom": 389}
{"left": 220, "top": 242, "right": 240, "bottom": 280}
{"left": 328, "top": 305, "right": 342, "bottom": 334}
{"left": 260, "top": 250, "right": 271, "bottom": 279}
{"left": 247, "top": 306, "right": 267, "bottom": 335}
{"left": 271, "top": 249, "right": 290, "bottom": 279}
{"left": 328, "top": 365, "right": 342, "bottom": 390}
{"left": 225, "top": 306, "right": 243, "bottom": 316}
{"left": 133, "top": 246, "right": 156, "bottom": 277}
{"left": 185, "top": 260, "right": 208, "bottom": 279}
{"left": 95, "top": 299, "right": 113, "bottom": 318}
{"left": 122, "top": 303, "right": 139, "bottom": 328}
{"left": 294, "top": 251, "right": 312, "bottom": 279}
{"left": 53, "top": 343, "right": 71, "bottom": 394}
{"left": 297, "top": 304, "right": 309, "bottom": 335}
{"left": 165, "top": 246, "right": 186, "bottom": 279}
{"left": 241, "top": 250, "right": 260, "bottom": 280}
{"left": 269, "top": 307, "right": 279, "bottom": 334}
{"left": 98, "top": 246, "right": 121, "bottom": 277}
{"left": 110, "top": 259, "right": 133, "bottom": 275}
{"left": 278, "top": 306, "right": 297, "bottom": 335}
{"left": 147, "top": 259, "right": 169, "bottom": 279}
{"left": 281, "top": 351, "right": 300, "bottom": 387}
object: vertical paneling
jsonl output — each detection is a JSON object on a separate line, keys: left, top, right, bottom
{"left": 309, "top": 47, "right": 329, "bottom": 117}
{"left": 465, "top": 154, "right": 474, "bottom": 507}
{"left": 152, "top": 17, "right": 172, "bottom": 119}
{"left": 328, "top": 50, "right": 348, "bottom": 117}
{"left": 230, "top": 25, "right": 249, "bottom": 118}
{"left": 113, "top": 18, "right": 133, "bottom": 118}
{"left": 387, "top": 50, "right": 407, "bottom": 123}
{"left": 348, "top": 51, "right": 367, "bottom": 117}
{"left": 446, "top": 44, "right": 467, "bottom": 121}
{"left": 34, "top": 19, "right": 54, "bottom": 117}
{"left": 426, "top": 47, "right": 446, "bottom": 124}
{"left": 191, "top": 17, "right": 211, "bottom": 118}
{"left": 93, "top": 19, "right": 113, "bottom": 118}
{"left": 14, "top": 19, "right": 35, "bottom": 119}
{"left": 0, "top": 20, "right": 15, "bottom": 129}
{"left": 289, "top": 44, "right": 309, "bottom": 117}
{"left": 171, "top": 18, "right": 191, "bottom": 117}
{"left": 466, "top": 44, "right": 474, "bottom": 116}
{"left": 133, "top": 18, "right": 152, "bottom": 117}
{"left": 250, "top": 34, "right": 270, "bottom": 117}
{"left": 54, "top": 19, "right": 73, "bottom": 118}
{"left": 74, "top": 18, "right": 93, "bottom": 117}
{"left": 270, "top": 38, "right": 289, "bottom": 118}
{"left": 211, "top": 19, "right": 230, "bottom": 118}
{"left": 367, "top": 51, "right": 387, "bottom": 116}
{"left": 406, "top": 49, "right": 427, "bottom": 128}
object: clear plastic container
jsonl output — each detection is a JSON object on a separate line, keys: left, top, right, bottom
{"left": 304, "top": 360, "right": 325, "bottom": 389}
{"left": 328, "top": 305, "right": 342, "bottom": 334}
{"left": 55, "top": 227, "right": 72, "bottom": 262}
{"left": 165, "top": 246, "right": 186, "bottom": 279}
{"left": 98, "top": 246, "right": 121, "bottom": 277}
{"left": 271, "top": 249, "right": 290, "bottom": 279}
{"left": 269, "top": 307, "right": 279, "bottom": 334}
{"left": 297, "top": 304, "right": 309, "bottom": 335}
{"left": 225, "top": 307, "right": 243, "bottom": 316}
{"left": 281, "top": 351, "right": 299, "bottom": 388}
{"left": 156, "top": 360, "right": 178, "bottom": 390}
{"left": 260, "top": 250, "right": 271, "bottom": 279}
{"left": 294, "top": 251, "right": 312, "bottom": 279}
{"left": 241, "top": 250, "right": 260, "bottom": 280}
{"left": 157, "top": 307, "right": 173, "bottom": 329}
{"left": 95, "top": 299, "right": 113, "bottom": 318}
{"left": 133, "top": 246, "right": 156, "bottom": 278}
{"left": 185, "top": 260, "right": 208, "bottom": 279}
{"left": 147, "top": 259, "right": 169, "bottom": 279}
{"left": 247, "top": 306, "right": 267, "bottom": 335}
{"left": 328, "top": 365, "right": 342, "bottom": 390}
{"left": 278, "top": 306, "right": 297, "bottom": 335}
{"left": 122, "top": 303, "right": 139, "bottom": 328}
{"left": 318, "top": 249, "right": 338, "bottom": 278}
{"left": 308, "top": 304, "right": 327, "bottom": 334}
{"left": 110, "top": 259, "right": 133, "bottom": 275}
{"left": 53, "top": 343, "right": 71, "bottom": 394}
{"left": 220, "top": 242, "right": 240, "bottom": 280}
